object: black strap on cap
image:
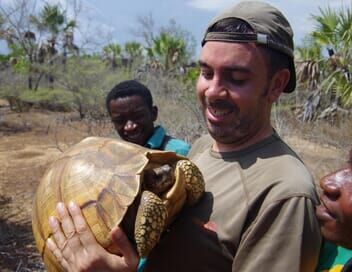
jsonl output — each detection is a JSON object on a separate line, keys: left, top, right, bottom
{"left": 203, "top": 32, "right": 293, "bottom": 57}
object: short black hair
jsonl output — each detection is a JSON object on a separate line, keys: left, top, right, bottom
{"left": 208, "top": 17, "right": 290, "bottom": 80}
{"left": 106, "top": 80, "right": 153, "bottom": 115}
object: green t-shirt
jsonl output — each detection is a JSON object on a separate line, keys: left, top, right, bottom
{"left": 317, "top": 240, "right": 352, "bottom": 272}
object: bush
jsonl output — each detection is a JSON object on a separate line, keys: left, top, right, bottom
{"left": 20, "top": 88, "right": 75, "bottom": 111}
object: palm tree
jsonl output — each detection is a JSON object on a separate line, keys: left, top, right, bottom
{"left": 148, "top": 32, "right": 186, "bottom": 72}
{"left": 31, "top": 3, "right": 76, "bottom": 87}
{"left": 32, "top": 3, "right": 65, "bottom": 52}
{"left": 295, "top": 4, "right": 352, "bottom": 122}
{"left": 295, "top": 36, "right": 323, "bottom": 91}
{"left": 102, "top": 43, "right": 121, "bottom": 70}
{"left": 124, "top": 42, "right": 143, "bottom": 60}
{"left": 311, "top": 5, "right": 352, "bottom": 107}
{"left": 62, "top": 20, "right": 78, "bottom": 70}
{"left": 122, "top": 41, "right": 143, "bottom": 72}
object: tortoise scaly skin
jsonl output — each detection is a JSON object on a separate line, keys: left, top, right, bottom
{"left": 32, "top": 137, "right": 205, "bottom": 271}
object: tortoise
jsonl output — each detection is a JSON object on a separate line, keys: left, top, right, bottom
{"left": 32, "top": 136, "right": 204, "bottom": 271}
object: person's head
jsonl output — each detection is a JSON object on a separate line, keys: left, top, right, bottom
{"left": 316, "top": 151, "right": 352, "bottom": 249}
{"left": 197, "top": 1, "right": 294, "bottom": 151}
{"left": 106, "top": 80, "right": 157, "bottom": 146}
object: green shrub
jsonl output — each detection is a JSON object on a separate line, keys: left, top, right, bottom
{"left": 20, "top": 88, "right": 75, "bottom": 111}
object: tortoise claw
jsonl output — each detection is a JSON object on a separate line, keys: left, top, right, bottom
{"left": 135, "top": 191, "right": 167, "bottom": 257}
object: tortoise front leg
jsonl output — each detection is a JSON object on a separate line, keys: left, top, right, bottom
{"left": 177, "top": 160, "right": 205, "bottom": 205}
{"left": 134, "top": 190, "right": 167, "bottom": 257}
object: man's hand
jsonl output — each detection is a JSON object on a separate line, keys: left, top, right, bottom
{"left": 46, "top": 202, "right": 139, "bottom": 272}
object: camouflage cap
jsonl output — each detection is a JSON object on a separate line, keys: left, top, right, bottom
{"left": 202, "top": 1, "right": 296, "bottom": 93}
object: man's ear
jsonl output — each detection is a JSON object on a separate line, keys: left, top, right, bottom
{"left": 268, "top": 68, "right": 290, "bottom": 102}
{"left": 152, "top": 106, "right": 158, "bottom": 121}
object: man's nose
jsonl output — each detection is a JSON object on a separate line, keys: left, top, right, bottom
{"left": 320, "top": 175, "right": 341, "bottom": 198}
{"left": 205, "top": 77, "right": 227, "bottom": 100}
{"left": 124, "top": 120, "right": 137, "bottom": 131}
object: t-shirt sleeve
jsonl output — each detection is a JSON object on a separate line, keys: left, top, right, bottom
{"left": 232, "top": 196, "right": 321, "bottom": 272}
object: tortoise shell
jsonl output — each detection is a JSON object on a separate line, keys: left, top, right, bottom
{"left": 32, "top": 136, "right": 204, "bottom": 271}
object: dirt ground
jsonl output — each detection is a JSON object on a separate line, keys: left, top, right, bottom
{"left": 0, "top": 102, "right": 347, "bottom": 271}
{"left": 0, "top": 103, "right": 114, "bottom": 271}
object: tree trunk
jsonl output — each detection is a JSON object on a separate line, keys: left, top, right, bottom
{"left": 28, "top": 75, "right": 33, "bottom": 90}
{"left": 34, "top": 72, "right": 45, "bottom": 91}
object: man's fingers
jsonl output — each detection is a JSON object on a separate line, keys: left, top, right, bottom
{"left": 56, "top": 202, "right": 77, "bottom": 239}
{"left": 49, "top": 202, "right": 138, "bottom": 271}
{"left": 46, "top": 237, "right": 70, "bottom": 269}
{"left": 55, "top": 202, "right": 84, "bottom": 254}
{"left": 46, "top": 237, "right": 63, "bottom": 261}
{"left": 67, "top": 201, "right": 97, "bottom": 247}
{"left": 48, "top": 215, "right": 67, "bottom": 251}
{"left": 110, "top": 226, "right": 139, "bottom": 268}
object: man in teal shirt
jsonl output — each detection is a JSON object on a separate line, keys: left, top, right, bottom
{"left": 106, "top": 79, "right": 190, "bottom": 271}
{"left": 106, "top": 80, "right": 190, "bottom": 156}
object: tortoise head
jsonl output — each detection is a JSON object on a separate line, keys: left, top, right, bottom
{"left": 143, "top": 164, "right": 175, "bottom": 194}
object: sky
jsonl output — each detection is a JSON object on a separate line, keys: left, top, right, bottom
{"left": 0, "top": 0, "right": 350, "bottom": 56}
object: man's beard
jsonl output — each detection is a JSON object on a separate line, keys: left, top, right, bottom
{"left": 202, "top": 87, "right": 268, "bottom": 146}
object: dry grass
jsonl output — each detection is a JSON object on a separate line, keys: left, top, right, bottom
{"left": 273, "top": 106, "right": 351, "bottom": 183}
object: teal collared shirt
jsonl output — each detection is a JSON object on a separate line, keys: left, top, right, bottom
{"left": 144, "top": 126, "right": 190, "bottom": 156}
{"left": 317, "top": 240, "right": 352, "bottom": 271}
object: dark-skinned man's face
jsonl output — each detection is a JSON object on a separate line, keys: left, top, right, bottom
{"left": 316, "top": 155, "right": 352, "bottom": 249}
{"left": 109, "top": 95, "right": 157, "bottom": 146}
